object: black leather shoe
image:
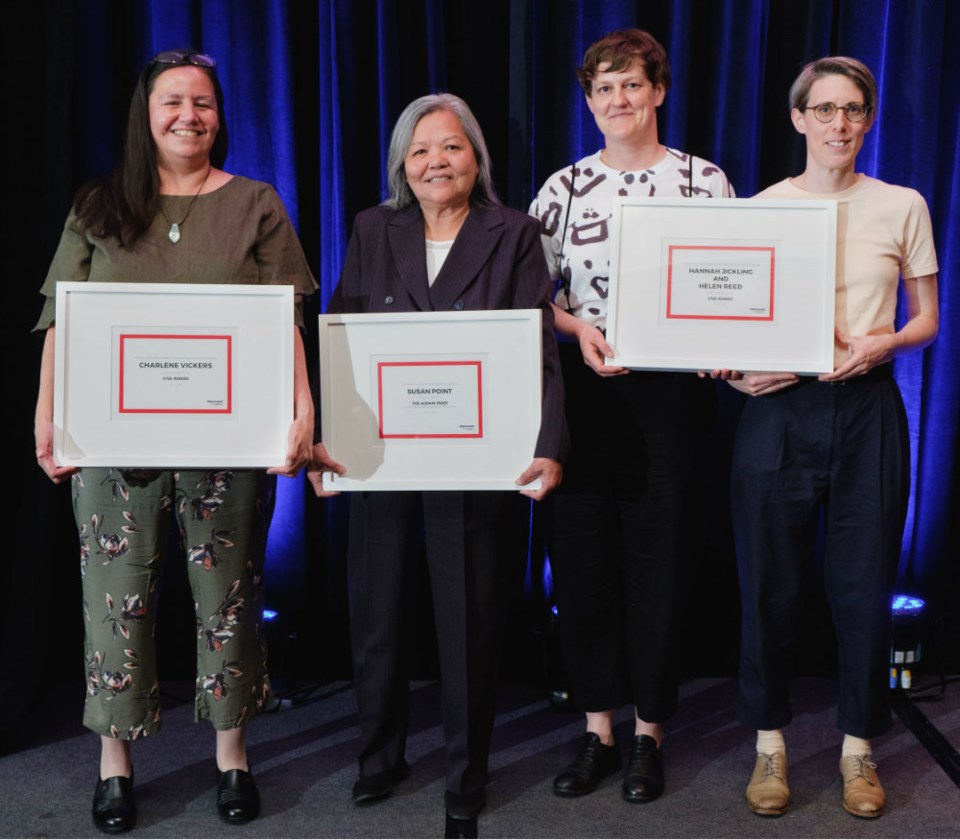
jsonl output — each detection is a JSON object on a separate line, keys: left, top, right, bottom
{"left": 352, "top": 760, "right": 411, "bottom": 804}
{"left": 445, "top": 812, "right": 479, "bottom": 839}
{"left": 444, "top": 787, "right": 487, "bottom": 820}
{"left": 553, "top": 733, "right": 621, "bottom": 797}
{"left": 217, "top": 767, "right": 260, "bottom": 823}
{"left": 92, "top": 775, "right": 136, "bottom": 834}
{"left": 622, "top": 735, "right": 664, "bottom": 803}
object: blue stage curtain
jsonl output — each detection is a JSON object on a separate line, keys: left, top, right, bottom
{"left": 23, "top": 0, "right": 960, "bottom": 653}
{"left": 328, "top": 0, "right": 960, "bottom": 601}
{"left": 831, "top": 0, "right": 959, "bottom": 600}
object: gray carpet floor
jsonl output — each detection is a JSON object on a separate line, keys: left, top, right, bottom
{"left": 2, "top": 677, "right": 958, "bottom": 838}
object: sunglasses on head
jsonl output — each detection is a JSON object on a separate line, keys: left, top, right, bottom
{"left": 153, "top": 51, "right": 217, "bottom": 68}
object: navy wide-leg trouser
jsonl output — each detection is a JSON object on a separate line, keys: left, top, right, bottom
{"left": 732, "top": 370, "right": 908, "bottom": 739}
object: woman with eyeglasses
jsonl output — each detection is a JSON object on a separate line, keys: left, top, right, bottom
{"left": 33, "top": 51, "right": 317, "bottom": 832}
{"left": 711, "top": 57, "right": 938, "bottom": 819}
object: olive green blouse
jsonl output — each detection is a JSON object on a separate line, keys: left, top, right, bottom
{"left": 35, "top": 175, "right": 317, "bottom": 329}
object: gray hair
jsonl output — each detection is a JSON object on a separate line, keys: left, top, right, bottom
{"left": 788, "top": 56, "right": 877, "bottom": 115}
{"left": 384, "top": 93, "right": 500, "bottom": 209}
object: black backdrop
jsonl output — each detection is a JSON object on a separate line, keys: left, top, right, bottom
{"left": 4, "top": 0, "right": 959, "bottom": 751}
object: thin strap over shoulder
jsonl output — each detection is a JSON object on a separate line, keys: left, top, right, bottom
{"left": 558, "top": 164, "right": 577, "bottom": 313}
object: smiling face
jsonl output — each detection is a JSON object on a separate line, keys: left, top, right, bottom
{"left": 586, "top": 60, "right": 665, "bottom": 147}
{"left": 791, "top": 74, "right": 873, "bottom": 178}
{"left": 403, "top": 108, "right": 479, "bottom": 215}
{"left": 148, "top": 66, "right": 219, "bottom": 170}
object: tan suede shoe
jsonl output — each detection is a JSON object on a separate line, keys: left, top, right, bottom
{"left": 840, "top": 754, "right": 885, "bottom": 818}
{"left": 746, "top": 752, "right": 790, "bottom": 816}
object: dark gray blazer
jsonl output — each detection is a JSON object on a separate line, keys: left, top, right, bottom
{"left": 329, "top": 202, "right": 568, "bottom": 462}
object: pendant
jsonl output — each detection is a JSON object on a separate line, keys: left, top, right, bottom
{"left": 168, "top": 223, "right": 181, "bottom": 244}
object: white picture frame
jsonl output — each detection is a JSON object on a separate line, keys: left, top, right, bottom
{"left": 54, "top": 282, "right": 293, "bottom": 467}
{"left": 318, "top": 309, "right": 543, "bottom": 491}
{"left": 605, "top": 197, "right": 837, "bottom": 374}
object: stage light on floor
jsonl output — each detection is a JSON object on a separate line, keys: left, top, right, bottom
{"left": 890, "top": 594, "right": 925, "bottom": 689}
{"left": 892, "top": 595, "right": 925, "bottom": 614}
{"left": 263, "top": 608, "right": 279, "bottom": 622}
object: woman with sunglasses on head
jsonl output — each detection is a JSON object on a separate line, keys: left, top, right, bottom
{"left": 712, "top": 57, "right": 938, "bottom": 819}
{"left": 34, "top": 50, "right": 317, "bottom": 832}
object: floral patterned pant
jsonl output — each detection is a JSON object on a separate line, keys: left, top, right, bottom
{"left": 73, "top": 468, "right": 272, "bottom": 739}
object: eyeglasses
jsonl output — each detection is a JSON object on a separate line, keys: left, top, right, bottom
{"left": 153, "top": 51, "right": 217, "bottom": 68}
{"left": 802, "top": 102, "right": 871, "bottom": 123}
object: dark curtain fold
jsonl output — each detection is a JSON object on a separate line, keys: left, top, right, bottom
{"left": 5, "top": 0, "right": 958, "bottom": 747}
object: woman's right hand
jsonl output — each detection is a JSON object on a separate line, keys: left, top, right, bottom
{"left": 34, "top": 418, "right": 77, "bottom": 484}
{"left": 702, "top": 369, "right": 799, "bottom": 396}
{"left": 579, "top": 324, "right": 628, "bottom": 377}
{"left": 35, "top": 327, "right": 78, "bottom": 484}
{"left": 306, "top": 442, "right": 346, "bottom": 498}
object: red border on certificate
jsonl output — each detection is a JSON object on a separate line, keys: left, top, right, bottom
{"left": 118, "top": 333, "right": 233, "bottom": 414}
{"left": 377, "top": 360, "right": 483, "bottom": 439}
{"left": 665, "top": 245, "right": 776, "bottom": 321}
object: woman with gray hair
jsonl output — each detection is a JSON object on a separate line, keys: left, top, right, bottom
{"left": 309, "top": 93, "right": 566, "bottom": 829}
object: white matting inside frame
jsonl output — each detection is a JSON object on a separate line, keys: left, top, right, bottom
{"left": 606, "top": 198, "right": 837, "bottom": 374}
{"left": 318, "top": 309, "right": 543, "bottom": 491}
{"left": 54, "top": 282, "right": 293, "bottom": 467}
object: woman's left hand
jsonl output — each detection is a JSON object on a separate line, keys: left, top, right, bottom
{"left": 305, "top": 442, "right": 346, "bottom": 498}
{"left": 702, "top": 369, "right": 799, "bottom": 396}
{"left": 516, "top": 457, "right": 563, "bottom": 501}
{"left": 267, "top": 414, "right": 314, "bottom": 477}
{"left": 820, "top": 329, "right": 895, "bottom": 382}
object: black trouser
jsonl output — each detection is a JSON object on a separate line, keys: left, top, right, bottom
{"left": 548, "top": 347, "right": 714, "bottom": 720}
{"left": 347, "top": 490, "right": 527, "bottom": 796}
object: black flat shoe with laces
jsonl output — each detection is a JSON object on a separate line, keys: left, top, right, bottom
{"left": 622, "top": 734, "right": 664, "bottom": 803}
{"left": 553, "top": 732, "right": 621, "bottom": 797}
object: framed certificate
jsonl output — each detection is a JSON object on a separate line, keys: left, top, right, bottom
{"left": 318, "top": 310, "right": 542, "bottom": 491}
{"left": 54, "top": 282, "right": 293, "bottom": 467}
{"left": 605, "top": 198, "right": 837, "bottom": 373}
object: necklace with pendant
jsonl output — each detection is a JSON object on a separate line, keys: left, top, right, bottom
{"left": 159, "top": 167, "right": 211, "bottom": 243}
